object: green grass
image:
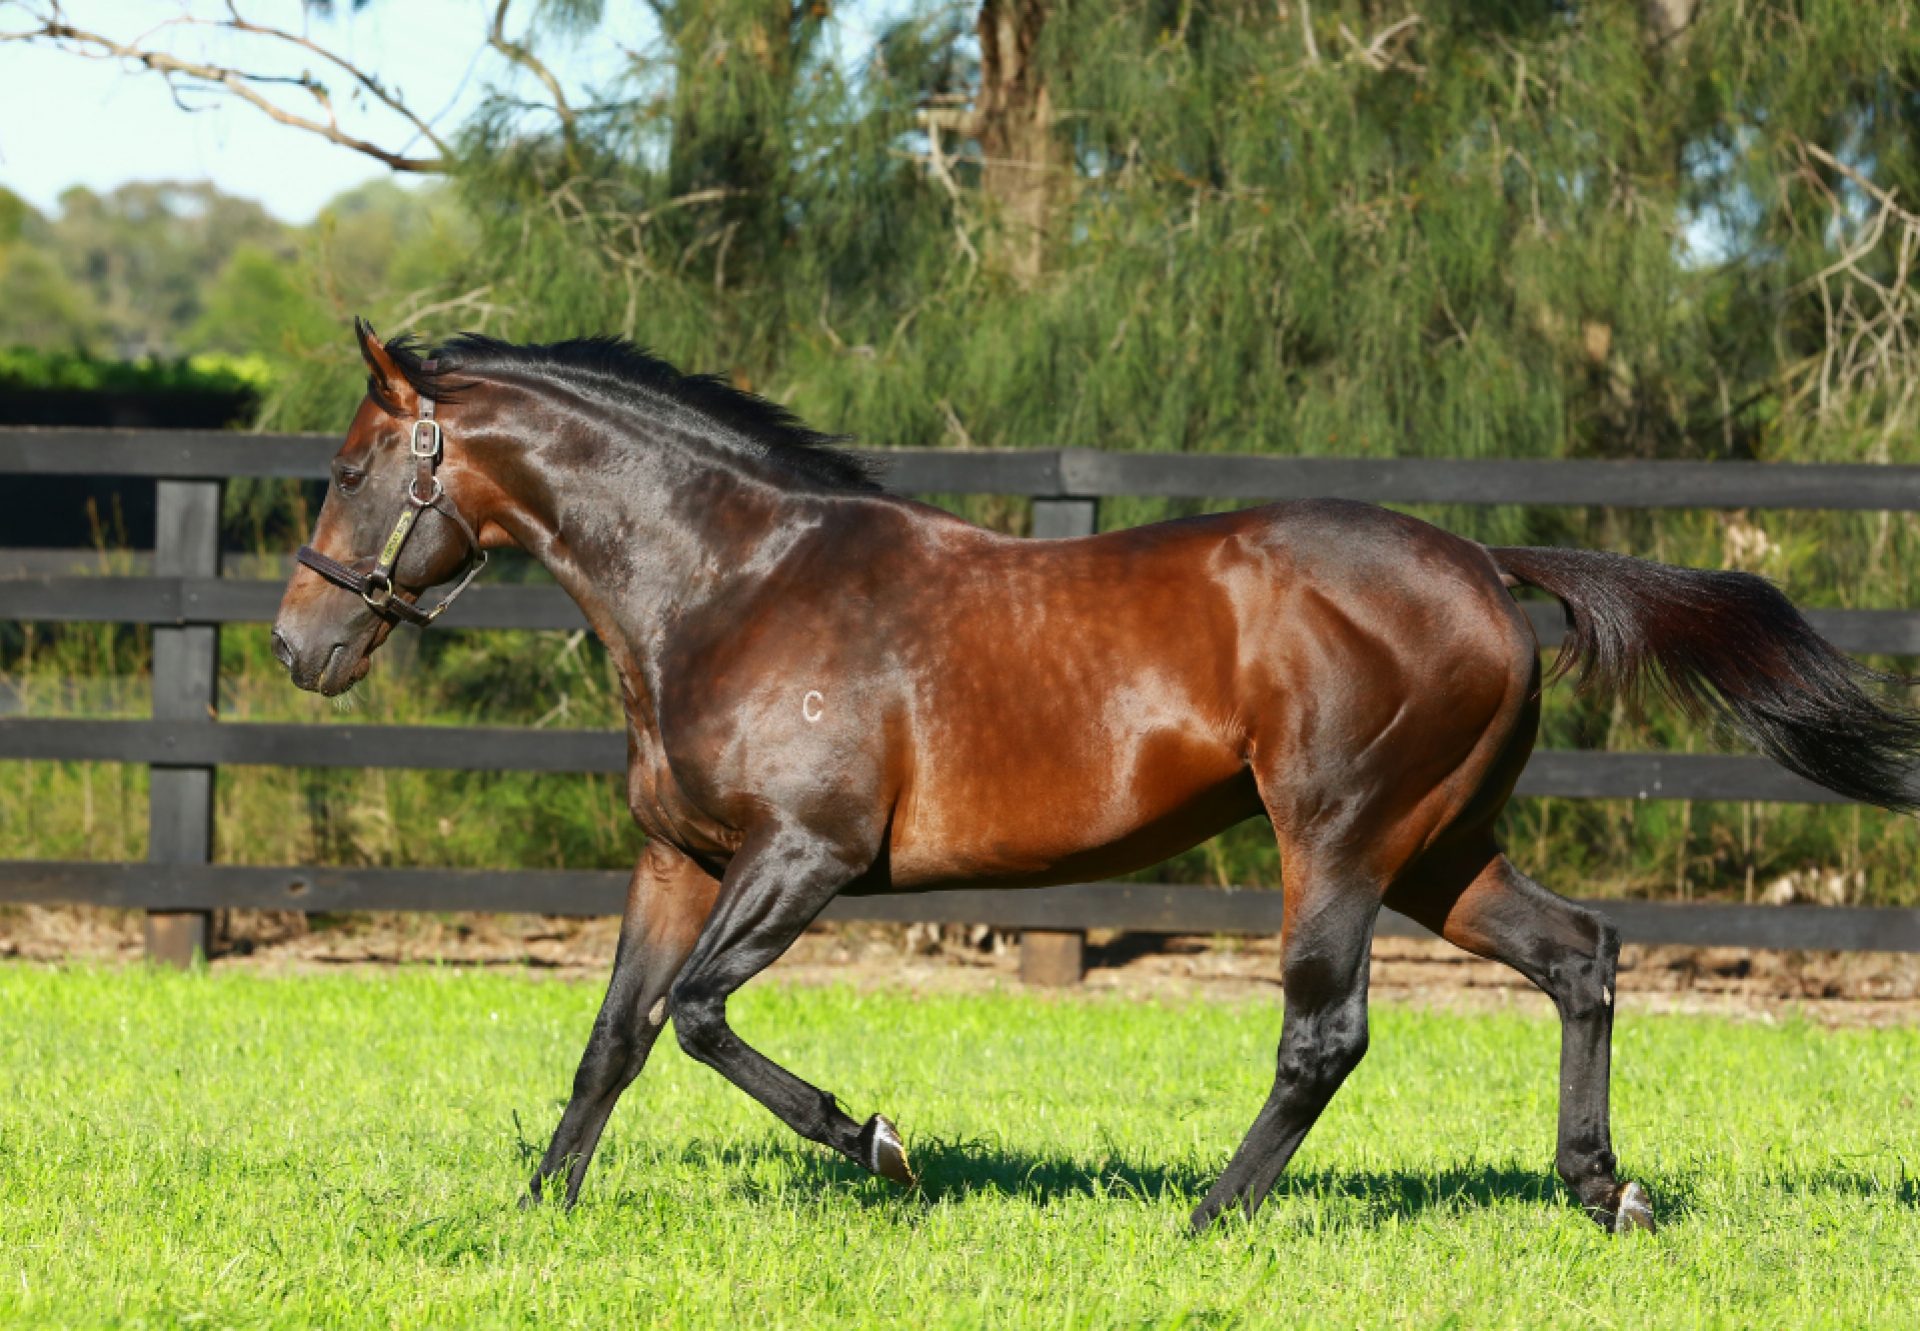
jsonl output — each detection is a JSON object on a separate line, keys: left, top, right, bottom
{"left": 1, "top": 968, "right": 1916, "bottom": 1329}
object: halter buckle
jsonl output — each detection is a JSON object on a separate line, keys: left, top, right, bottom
{"left": 410, "top": 418, "right": 443, "bottom": 460}
{"left": 410, "top": 474, "right": 443, "bottom": 507}
{"left": 361, "top": 570, "right": 395, "bottom": 611}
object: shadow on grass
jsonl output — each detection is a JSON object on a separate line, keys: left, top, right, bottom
{"left": 604, "top": 1137, "right": 1731, "bottom": 1229}
{"left": 588, "top": 1134, "right": 1919, "bottom": 1230}
{"left": 1766, "top": 1167, "right": 1920, "bottom": 1208}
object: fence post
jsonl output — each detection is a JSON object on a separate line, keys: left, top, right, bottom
{"left": 1021, "top": 493, "right": 1099, "bottom": 985}
{"left": 144, "top": 478, "right": 222, "bottom": 967}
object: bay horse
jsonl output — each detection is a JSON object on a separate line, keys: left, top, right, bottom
{"left": 273, "top": 321, "right": 1920, "bottom": 1234}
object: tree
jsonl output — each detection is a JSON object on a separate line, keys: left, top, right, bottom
{"left": 43, "top": 182, "right": 290, "bottom": 357}
{"left": 970, "top": 0, "right": 1061, "bottom": 283}
{"left": 12, "top": 0, "right": 1920, "bottom": 477}
{"left": 0, "top": 189, "right": 99, "bottom": 350}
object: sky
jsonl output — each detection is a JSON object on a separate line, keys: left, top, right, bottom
{"left": 0, "top": 0, "right": 655, "bottom": 222}
{"left": 1, "top": 1, "right": 917, "bottom": 225}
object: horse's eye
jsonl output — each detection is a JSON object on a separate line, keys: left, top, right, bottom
{"left": 334, "top": 465, "right": 368, "bottom": 495}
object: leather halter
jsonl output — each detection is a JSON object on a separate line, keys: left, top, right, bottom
{"left": 295, "top": 380, "right": 488, "bottom": 627}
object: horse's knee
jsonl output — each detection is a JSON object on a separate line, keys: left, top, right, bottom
{"left": 1276, "top": 1004, "right": 1369, "bottom": 1093}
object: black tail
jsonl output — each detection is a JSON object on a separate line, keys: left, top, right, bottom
{"left": 1489, "top": 545, "right": 1920, "bottom": 812}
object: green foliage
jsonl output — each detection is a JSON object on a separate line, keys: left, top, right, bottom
{"left": 1, "top": 968, "right": 1917, "bottom": 1327}
{"left": 44, "top": 181, "right": 293, "bottom": 358}
{"left": 0, "top": 248, "right": 98, "bottom": 352}
{"left": 0, "top": 186, "right": 31, "bottom": 245}
{"left": 0, "top": 345, "right": 271, "bottom": 394}
{"left": 244, "top": 179, "right": 481, "bottom": 432}
{"left": 186, "top": 245, "right": 337, "bottom": 359}
{"left": 426, "top": 0, "right": 1920, "bottom": 487}
{"left": 0, "top": 177, "right": 475, "bottom": 421}
{"left": 0, "top": 187, "right": 97, "bottom": 350}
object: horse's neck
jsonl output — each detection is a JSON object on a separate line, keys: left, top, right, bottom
{"left": 474, "top": 408, "right": 824, "bottom": 703}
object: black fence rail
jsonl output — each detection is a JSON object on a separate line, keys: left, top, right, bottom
{"left": 4, "top": 427, "right": 1919, "bottom": 978}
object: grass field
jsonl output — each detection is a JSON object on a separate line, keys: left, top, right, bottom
{"left": 2, "top": 966, "right": 1916, "bottom": 1329}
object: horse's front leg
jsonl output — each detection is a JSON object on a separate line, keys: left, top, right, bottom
{"left": 526, "top": 840, "right": 720, "bottom": 1207}
{"left": 666, "top": 820, "right": 913, "bottom": 1185}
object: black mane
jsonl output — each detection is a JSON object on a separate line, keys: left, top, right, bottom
{"left": 378, "top": 329, "right": 885, "bottom": 493}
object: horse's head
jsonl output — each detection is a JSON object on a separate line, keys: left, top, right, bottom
{"left": 272, "top": 319, "right": 488, "bottom": 696}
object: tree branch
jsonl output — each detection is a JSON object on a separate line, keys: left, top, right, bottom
{"left": 217, "top": 2, "right": 454, "bottom": 160}
{"left": 1337, "top": 13, "right": 1424, "bottom": 76}
{"left": 489, "top": 0, "right": 576, "bottom": 144}
{"left": 5, "top": 3, "right": 449, "bottom": 173}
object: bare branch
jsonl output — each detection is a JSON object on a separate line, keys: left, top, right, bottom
{"left": 388, "top": 284, "right": 500, "bottom": 337}
{"left": 217, "top": 2, "right": 454, "bottom": 159}
{"left": 5, "top": 5, "right": 449, "bottom": 173}
{"left": 917, "top": 104, "right": 981, "bottom": 140}
{"left": 629, "top": 186, "right": 743, "bottom": 227}
{"left": 1784, "top": 137, "right": 1920, "bottom": 443}
{"left": 1297, "top": 0, "right": 1321, "bottom": 66}
{"left": 1798, "top": 140, "right": 1920, "bottom": 227}
{"left": 1337, "top": 13, "right": 1424, "bottom": 75}
{"left": 898, "top": 112, "right": 983, "bottom": 272}
{"left": 490, "top": 0, "right": 576, "bottom": 142}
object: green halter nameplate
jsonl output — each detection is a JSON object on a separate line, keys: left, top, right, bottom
{"left": 380, "top": 508, "right": 418, "bottom": 568}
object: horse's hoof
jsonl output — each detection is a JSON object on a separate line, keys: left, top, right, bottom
{"left": 1610, "top": 1180, "right": 1656, "bottom": 1235}
{"left": 860, "top": 1114, "right": 916, "bottom": 1187}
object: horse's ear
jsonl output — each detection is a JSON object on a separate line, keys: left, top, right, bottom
{"left": 353, "top": 315, "right": 417, "bottom": 415}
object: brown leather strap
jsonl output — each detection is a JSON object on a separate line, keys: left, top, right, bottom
{"left": 295, "top": 544, "right": 440, "bottom": 626}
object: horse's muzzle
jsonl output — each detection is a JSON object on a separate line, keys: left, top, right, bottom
{"left": 272, "top": 624, "right": 368, "bottom": 697}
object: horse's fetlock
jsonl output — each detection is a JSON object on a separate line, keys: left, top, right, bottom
{"left": 1556, "top": 1141, "right": 1618, "bottom": 1194}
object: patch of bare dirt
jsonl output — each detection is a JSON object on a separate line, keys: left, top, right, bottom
{"left": 5, "top": 906, "right": 1919, "bottom": 1026}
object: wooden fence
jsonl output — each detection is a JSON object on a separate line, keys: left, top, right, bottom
{"left": 3, "top": 427, "right": 1919, "bottom": 980}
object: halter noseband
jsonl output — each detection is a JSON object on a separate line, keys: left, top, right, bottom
{"left": 295, "top": 381, "right": 488, "bottom": 628}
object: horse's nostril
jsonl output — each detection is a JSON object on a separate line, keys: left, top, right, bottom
{"left": 270, "top": 629, "right": 296, "bottom": 670}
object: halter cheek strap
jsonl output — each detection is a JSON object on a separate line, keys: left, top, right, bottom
{"left": 295, "top": 381, "right": 489, "bottom": 628}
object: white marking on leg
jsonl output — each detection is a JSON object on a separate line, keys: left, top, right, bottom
{"left": 803, "top": 690, "right": 824, "bottom": 723}
{"left": 1602, "top": 984, "right": 1613, "bottom": 1007}
{"left": 647, "top": 997, "right": 666, "bottom": 1026}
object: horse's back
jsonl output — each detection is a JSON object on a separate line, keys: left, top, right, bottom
{"left": 873, "top": 498, "right": 1536, "bottom": 888}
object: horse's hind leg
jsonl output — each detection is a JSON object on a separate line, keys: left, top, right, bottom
{"left": 1190, "top": 843, "right": 1383, "bottom": 1231}
{"left": 527, "top": 841, "right": 720, "bottom": 1207}
{"left": 1386, "top": 840, "right": 1655, "bottom": 1233}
